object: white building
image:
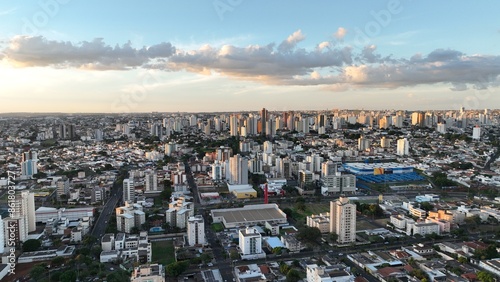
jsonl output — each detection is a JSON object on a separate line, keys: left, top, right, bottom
{"left": 116, "top": 202, "right": 146, "bottom": 233}
{"left": 187, "top": 215, "right": 205, "bottom": 246}
{"left": 100, "top": 232, "right": 152, "bottom": 264}
{"left": 239, "top": 227, "right": 265, "bottom": 260}
{"left": 390, "top": 214, "right": 415, "bottom": 230}
{"left": 131, "top": 264, "right": 165, "bottom": 282}
{"left": 144, "top": 171, "right": 158, "bottom": 192}
{"left": 406, "top": 222, "right": 440, "bottom": 236}
{"left": 396, "top": 138, "right": 410, "bottom": 156}
{"left": 229, "top": 154, "right": 248, "bottom": 185}
{"left": 472, "top": 125, "right": 481, "bottom": 140}
{"left": 306, "top": 213, "right": 330, "bottom": 234}
{"left": 0, "top": 216, "right": 4, "bottom": 253}
{"left": 306, "top": 264, "right": 355, "bottom": 282}
{"left": 321, "top": 173, "right": 356, "bottom": 195}
{"left": 123, "top": 178, "right": 135, "bottom": 203}
{"left": 330, "top": 197, "right": 356, "bottom": 244}
{"left": 165, "top": 196, "right": 194, "bottom": 229}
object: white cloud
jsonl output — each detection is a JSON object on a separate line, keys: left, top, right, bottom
{"left": 334, "top": 27, "right": 347, "bottom": 40}
{"left": 278, "top": 29, "right": 305, "bottom": 53}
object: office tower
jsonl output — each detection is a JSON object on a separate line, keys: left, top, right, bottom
{"left": 397, "top": 138, "right": 410, "bottom": 156}
{"left": 123, "top": 178, "right": 135, "bottom": 203}
{"left": 230, "top": 114, "right": 238, "bottom": 136}
{"left": 472, "top": 126, "right": 481, "bottom": 140}
{"left": 260, "top": 108, "right": 268, "bottom": 135}
{"left": 239, "top": 227, "right": 263, "bottom": 256}
{"left": 330, "top": 197, "right": 356, "bottom": 244}
{"left": 322, "top": 174, "right": 356, "bottom": 194}
{"left": 393, "top": 114, "right": 403, "bottom": 128}
{"left": 286, "top": 111, "right": 295, "bottom": 131}
{"left": 248, "top": 158, "right": 263, "bottom": 174}
{"left": 229, "top": 154, "right": 248, "bottom": 185}
{"left": 187, "top": 215, "right": 205, "bottom": 246}
{"left": 189, "top": 115, "right": 197, "bottom": 126}
{"left": 145, "top": 171, "right": 158, "bottom": 192}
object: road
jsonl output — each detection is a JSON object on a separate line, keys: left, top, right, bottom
{"left": 184, "top": 161, "right": 235, "bottom": 281}
{"left": 90, "top": 170, "right": 125, "bottom": 239}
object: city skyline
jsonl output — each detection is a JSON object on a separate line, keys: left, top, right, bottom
{"left": 1, "top": 1, "right": 500, "bottom": 113}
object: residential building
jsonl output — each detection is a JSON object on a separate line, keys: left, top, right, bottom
{"left": 131, "top": 264, "right": 165, "bottom": 282}
{"left": 322, "top": 173, "right": 356, "bottom": 195}
{"left": 306, "top": 213, "right": 331, "bottom": 233}
{"left": 165, "top": 196, "right": 194, "bottom": 229}
{"left": 239, "top": 227, "right": 265, "bottom": 260}
{"left": 396, "top": 138, "right": 409, "bottom": 156}
{"left": 330, "top": 197, "right": 356, "bottom": 244}
{"left": 123, "top": 178, "right": 135, "bottom": 203}
{"left": 116, "top": 202, "right": 146, "bottom": 233}
{"left": 187, "top": 215, "right": 205, "bottom": 246}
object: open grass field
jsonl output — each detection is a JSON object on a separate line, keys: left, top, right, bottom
{"left": 152, "top": 240, "right": 176, "bottom": 266}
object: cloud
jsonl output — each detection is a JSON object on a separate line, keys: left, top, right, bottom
{"left": 3, "top": 35, "right": 175, "bottom": 69}
{"left": 334, "top": 27, "right": 347, "bottom": 40}
{"left": 278, "top": 29, "right": 305, "bottom": 53}
{"left": 3, "top": 34, "right": 500, "bottom": 92}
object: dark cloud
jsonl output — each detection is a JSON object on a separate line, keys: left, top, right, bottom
{"left": 3, "top": 35, "right": 175, "bottom": 69}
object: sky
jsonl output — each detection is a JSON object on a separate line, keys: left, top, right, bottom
{"left": 1, "top": 1, "right": 500, "bottom": 113}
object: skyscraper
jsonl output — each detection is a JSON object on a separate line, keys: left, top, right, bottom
{"left": 330, "top": 197, "right": 356, "bottom": 244}
{"left": 260, "top": 108, "right": 268, "bottom": 135}
{"left": 230, "top": 114, "right": 238, "bottom": 136}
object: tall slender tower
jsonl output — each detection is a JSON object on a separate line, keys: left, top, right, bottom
{"left": 260, "top": 108, "right": 268, "bottom": 136}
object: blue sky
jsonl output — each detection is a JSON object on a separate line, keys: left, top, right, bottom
{"left": 1, "top": 1, "right": 500, "bottom": 113}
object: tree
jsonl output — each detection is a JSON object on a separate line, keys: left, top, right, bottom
{"left": 328, "top": 232, "right": 338, "bottom": 243}
{"left": 477, "top": 271, "right": 495, "bottom": 282}
{"left": 30, "top": 265, "right": 46, "bottom": 281}
{"left": 296, "top": 226, "right": 322, "bottom": 243}
{"left": 419, "top": 202, "right": 434, "bottom": 212}
{"left": 457, "top": 257, "right": 467, "bottom": 264}
{"left": 22, "top": 239, "right": 41, "bottom": 252}
{"left": 283, "top": 208, "right": 293, "bottom": 218}
{"left": 286, "top": 269, "right": 302, "bottom": 282}
{"left": 60, "top": 269, "right": 77, "bottom": 282}
{"left": 51, "top": 256, "right": 65, "bottom": 267}
{"left": 166, "top": 261, "right": 189, "bottom": 277}
{"left": 279, "top": 262, "right": 290, "bottom": 274}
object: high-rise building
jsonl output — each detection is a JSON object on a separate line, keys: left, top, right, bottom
{"left": 239, "top": 227, "right": 263, "bottom": 256}
{"left": 123, "top": 178, "right": 135, "bottom": 203}
{"left": 230, "top": 114, "right": 239, "bottom": 137}
{"left": 260, "top": 108, "right": 268, "bottom": 135}
{"left": 116, "top": 202, "right": 146, "bottom": 233}
{"left": 357, "top": 136, "right": 369, "bottom": 151}
{"left": 281, "top": 158, "right": 292, "bottom": 179}
{"left": 329, "top": 197, "right": 356, "bottom": 244}
{"left": 21, "top": 150, "right": 38, "bottom": 179}
{"left": 229, "top": 154, "right": 248, "bottom": 185}
{"left": 187, "top": 215, "right": 205, "bottom": 246}
{"left": 145, "top": 171, "right": 158, "bottom": 192}
{"left": 0, "top": 215, "right": 4, "bottom": 253}
{"left": 321, "top": 161, "right": 337, "bottom": 177}
{"left": 472, "top": 125, "right": 481, "bottom": 140}
{"left": 56, "top": 177, "right": 70, "bottom": 200}
{"left": 380, "top": 136, "right": 391, "bottom": 148}
{"left": 396, "top": 138, "right": 410, "bottom": 156}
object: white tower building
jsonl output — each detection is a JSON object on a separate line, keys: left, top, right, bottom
{"left": 330, "top": 197, "right": 356, "bottom": 244}
{"left": 396, "top": 138, "right": 410, "bottom": 156}
{"left": 123, "top": 178, "right": 135, "bottom": 203}
{"left": 187, "top": 215, "right": 205, "bottom": 246}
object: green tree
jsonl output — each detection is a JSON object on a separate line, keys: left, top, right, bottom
{"left": 30, "top": 265, "right": 46, "bottom": 281}
{"left": 477, "top": 271, "right": 495, "bottom": 282}
{"left": 328, "top": 232, "right": 338, "bottom": 243}
{"left": 286, "top": 269, "right": 302, "bottom": 282}
{"left": 22, "top": 239, "right": 41, "bottom": 252}
{"left": 279, "top": 263, "right": 290, "bottom": 274}
{"left": 296, "top": 226, "right": 322, "bottom": 243}
{"left": 51, "top": 256, "right": 65, "bottom": 267}
{"left": 60, "top": 269, "right": 77, "bottom": 282}
{"left": 166, "top": 261, "right": 189, "bottom": 277}
{"left": 457, "top": 257, "right": 467, "bottom": 264}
